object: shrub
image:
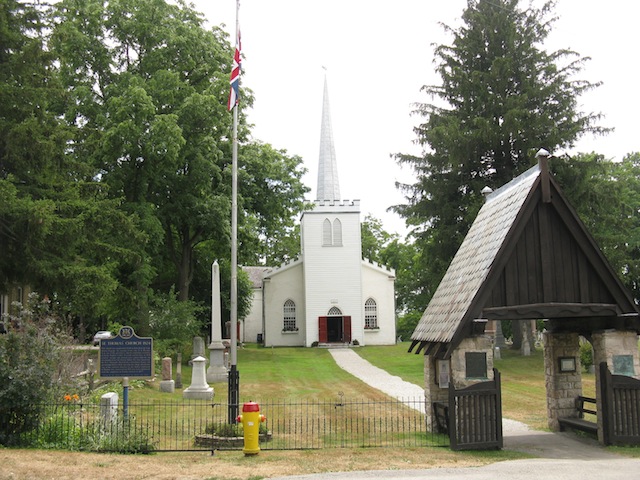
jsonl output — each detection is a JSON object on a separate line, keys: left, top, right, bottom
{"left": 0, "top": 294, "right": 76, "bottom": 445}
{"left": 206, "top": 422, "right": 242, "bottom": 437}
{"left": 579, "top": 341, "right": 594, "bottom": 371}
{"left": 148, "top": 287, "right": 204, "bottom": 358}
{"left": 35, "top": 408, "right": 89, "bottom": 450}
{"left": 88, "top": 418, "right": 156, "bottom": 454}
{"left": 205, "top": 422, "right": 267, "bottom": 437}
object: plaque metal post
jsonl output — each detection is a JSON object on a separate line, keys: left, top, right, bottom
{"left": 123, "top": 376, "right": 129, "bottom": 417}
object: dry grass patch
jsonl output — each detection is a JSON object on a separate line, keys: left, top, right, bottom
{"left": 0, "top": 447, "right": 519, "bottom": 480}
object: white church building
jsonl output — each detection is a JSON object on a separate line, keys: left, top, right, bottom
{"left": 241, "top": 77, "right": 397, "bottom": 347}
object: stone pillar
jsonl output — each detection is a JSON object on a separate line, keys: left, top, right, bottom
{"left": 543, "top": 331, "right": 582, "bottom": 431}
{"left": 159, "top": 357, "right": 175, "bottom": 393}
{"left": 423, "top": 354, "right": 449, "bottom": 432}
{"left": 450, "top": 335, "right": 494, "bottom": 389}
{"left": 207, "top": 261, "right": 229, "bottom": 383}
{"left": 592, "top": 329, "right": 640, "bottom": 443}
{"left": 592, "top": 329, "right": 640, "bottom": 378}
{"left": 183, "top": 356, "right": 214, "bottom": 400}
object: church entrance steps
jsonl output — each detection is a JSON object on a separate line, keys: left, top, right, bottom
{"left": 318, "top": 343, "right": 350, "bottom": 349}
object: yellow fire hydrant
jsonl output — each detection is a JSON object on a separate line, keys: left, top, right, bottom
{"left": 236, "top": 401, "right": 266, "bottom": 455}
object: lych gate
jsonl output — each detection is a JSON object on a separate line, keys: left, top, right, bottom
{"left": 410, "top": 151, "right": 640, "bottom": 449}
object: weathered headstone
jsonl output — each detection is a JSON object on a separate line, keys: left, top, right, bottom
{"left": 159, "top": 357, "right": 175, "bottom": 393}
{"left": 176, "top": 353, "right": 183, "bottom": 389}
{"left": 100, "top": 392, "right": 118, "bottom": 425}
{"left": 183, "top": 356, "right": 214, "bottom": 400}
{"left": 494, "top": 320, "right": 506, "bottom": 348}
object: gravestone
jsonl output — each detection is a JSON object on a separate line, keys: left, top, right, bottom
{"left": 176, "top": 353, "right": 183, "bottom": 389}
{"left": 160, "top": 357, "right": 175, "bottom": 393}
{"left": 522, "top": 336, "right": 531, "bottom": 356}
{"left": 183, "top": 356, "right": 213, "bottom": 400}
{"left": 100, "top": 392, "right": 118, "bottom": 425}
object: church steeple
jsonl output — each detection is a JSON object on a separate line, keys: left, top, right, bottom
{"left": 316, "top": 74, "right": 340, "bottom": 201}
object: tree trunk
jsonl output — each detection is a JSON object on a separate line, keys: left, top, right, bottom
{"left": 177, "top": 240, "right": 192, "bottom": 301}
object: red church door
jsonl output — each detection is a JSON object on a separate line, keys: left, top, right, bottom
{"left": 343, "top": 316, "right": 352, "bottom": 343}
{"left": 318, "top": 316, "right": 328, "bottom": 343}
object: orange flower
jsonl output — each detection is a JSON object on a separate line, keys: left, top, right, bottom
{"left": 64, "top": 394, "right": 71, "bottom": 401}
{"left": 72, "top": 394, "right": 80, "bottom": 401}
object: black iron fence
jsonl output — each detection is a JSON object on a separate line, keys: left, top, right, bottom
{"left": 3, "top": 397, "right": 448, "bottom": 452}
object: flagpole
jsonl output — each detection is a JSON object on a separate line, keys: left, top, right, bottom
{"left": 228, "top": 0, "right": 240, "bottom": 424}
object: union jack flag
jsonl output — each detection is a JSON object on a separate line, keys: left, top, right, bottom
{"left": 227, "top": 30, "right": 241, "bottom": 111}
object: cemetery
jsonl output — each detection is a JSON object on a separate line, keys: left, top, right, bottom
{"left": 2, "top": 2, "right": 640, "bottom": 477}
{"left": 3, "top": 152, "right": 640, "bottom": 455}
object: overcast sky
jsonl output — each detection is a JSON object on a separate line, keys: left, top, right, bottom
{"left": 191, "top": 0, "right": 640, "bottom": 236}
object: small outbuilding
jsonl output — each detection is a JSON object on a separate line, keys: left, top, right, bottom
{"left": 410, "top": 150, "right": 640, "bottom": 448}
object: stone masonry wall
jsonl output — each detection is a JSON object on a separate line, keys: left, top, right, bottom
{"left": 543, "top": 331, "right": 582, "bottom": 431}
{"left": 450, "top": 335, "right": 494, "bottom": 389}
{"left": 592, "top": 329, "right": 640, "bottom": 379}
{"left": 592, "top": 329, "right": 640, "bottom": 443}
{"left": 424, "top": 354, "right": 448, "bottom": 432}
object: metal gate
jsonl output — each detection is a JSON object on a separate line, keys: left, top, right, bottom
{"left": 600, "top": 362, "right": 640, "bottom": 446}
{"left": 448, "top": 368, "right": 503, "bottom": 450}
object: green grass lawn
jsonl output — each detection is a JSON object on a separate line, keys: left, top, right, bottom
{"left": 124, "top": 344, "right": 397, "bottom": 404}
{"left": 356, "top": 342, "right": 597, "bottom": 431}
{"left": 115, "top": 341, "right": 596, "bottom": 432}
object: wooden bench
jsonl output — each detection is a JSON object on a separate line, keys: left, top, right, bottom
{"left": 558, "top": 396, "right": 598, "bottom": 435}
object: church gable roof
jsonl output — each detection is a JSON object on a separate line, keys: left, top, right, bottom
{"left": 410, "top": 155, "right": 639, "bottom": 358}
{"left": 242, "top": 266, "right": 272, "bottom": 288}
{"left": 263, "top": 258, "right": 303, "bottom": 279}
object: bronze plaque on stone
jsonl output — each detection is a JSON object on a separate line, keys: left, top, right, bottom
{"left": 465, "top": 352, "right": 487, "bottom": 379}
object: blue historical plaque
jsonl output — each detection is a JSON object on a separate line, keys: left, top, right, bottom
{"left": 99, "top": 326, "right": 154, "bottom": 378}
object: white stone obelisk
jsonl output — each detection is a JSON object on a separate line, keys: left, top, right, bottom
{"left": 207, "top": 261, "right": 228, "bottom": 382}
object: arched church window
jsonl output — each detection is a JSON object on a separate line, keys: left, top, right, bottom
{"left": 283, "top": 299, "right": 297, "bottom": 331}
{"left": 328, "top": 307, "right": 342, "bottom": 316}
{"left": 322, "top": 219, "right": 332, "bottom": 246}
{"left": 333, "top": 219, "right": 342, "bottom": 246}
{"left": 364, "top": 298, "right": 378, "bottom": 329}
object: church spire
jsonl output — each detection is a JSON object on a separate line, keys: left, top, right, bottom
{"left": 316, "top": 73, "right": 340, "bottom": 201}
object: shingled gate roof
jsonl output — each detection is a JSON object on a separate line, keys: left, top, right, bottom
{"left": 410, "top": 155, "right": 640, "bottom": 359}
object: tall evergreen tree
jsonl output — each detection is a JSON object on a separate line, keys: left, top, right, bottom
{"left": 552, "top": 152, "right": 640, "bottom": 302}
{"left": 394, "top": 0, "right": 606, "bottom": 308}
